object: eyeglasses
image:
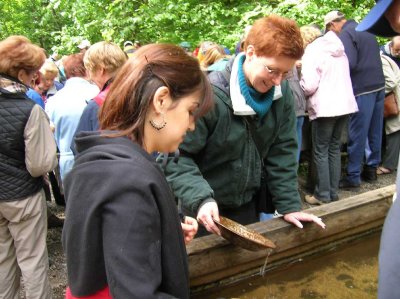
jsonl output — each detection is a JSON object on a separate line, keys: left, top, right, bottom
{"left": 261, "top": 63, "right": 290, "bottom": 80}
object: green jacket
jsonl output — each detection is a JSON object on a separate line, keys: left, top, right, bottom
{"left": 163, "top": 64, "right": 301, "bottom": 215}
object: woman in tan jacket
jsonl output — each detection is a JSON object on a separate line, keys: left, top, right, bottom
{"left": 378, "top": 53, "right": 400, "bottom": 174}
{"left": 0, "top": 36, "right": 57, "bottom": 299}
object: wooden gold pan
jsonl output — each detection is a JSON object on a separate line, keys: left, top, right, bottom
{"left": 214, "top": 216, "right": 276, "bottom": 251}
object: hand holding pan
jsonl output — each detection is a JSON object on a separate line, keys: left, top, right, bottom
{"left": 213, "top": 216, "right": 276, "bottom": 251}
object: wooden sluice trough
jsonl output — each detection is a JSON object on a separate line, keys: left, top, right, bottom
{"left": 187, "top": 185, "right": 395, "bottom": 295}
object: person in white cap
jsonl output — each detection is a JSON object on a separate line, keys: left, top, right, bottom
{"left": 358, "top": 2, "right": 400, "bottom": 298}
{"left": 77, "top": 39, "right": 91, "bottom": 54}
{"left": 123, "top": 40, "right": 135, "bottom": 57}
{"left": 323, "top": 10, "right": 385, "bottom": 189}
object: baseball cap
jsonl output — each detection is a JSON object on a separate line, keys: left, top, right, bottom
{"left": 324, "top": 11, "right": 346, "bottom": 26}
{"left": 356, "top": 0, "right": 398, "bottom": 37}
{"left": 78, "top": 39, "right": 91, "bottom": 49}
{"left": 124, "top": 40, "right": 133, "bottom": 47}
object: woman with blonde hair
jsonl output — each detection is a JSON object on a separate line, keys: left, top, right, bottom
{"left": 300, "top": 25, "right": 323, "bottom": 48}
{"left": 201, "top": 44, "right": 229, "bottom": 72}
{"left": 38, "top": 59, "right": 63, "bottom": 103}
{"left": 73, "top": 41, "right": 127, "bottom": 137}
{"left": 63, "top": 43, "right": 214, "bottom": 298}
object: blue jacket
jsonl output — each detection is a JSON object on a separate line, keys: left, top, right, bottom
{"left": 339, "top": 20, "right": 385, "bottom": 96}
{"left": 26, "top": 88, "right": 45, "bottom": 109}
{"left": 45, "top": 77, "right": 99, "bottom": 181}
{"left": 71, "top": 83, "right": 110, "bottom": 153}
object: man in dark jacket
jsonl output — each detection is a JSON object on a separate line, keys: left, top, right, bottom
{"left": 324, "top": 10, "right": 385, "bottom": 188}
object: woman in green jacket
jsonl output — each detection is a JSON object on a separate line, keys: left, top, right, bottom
{"left": 164, "top": 15, "right": 325, "bottom": 235}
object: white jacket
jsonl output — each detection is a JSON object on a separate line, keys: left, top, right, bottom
{"left": 300, "top": 31, "right": 358, "bottom": 120}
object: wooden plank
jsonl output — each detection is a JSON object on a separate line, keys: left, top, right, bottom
{"left": 188, "top": 185, "right": 395, "bottom": 290}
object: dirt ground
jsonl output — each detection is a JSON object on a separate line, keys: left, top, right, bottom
{"left": 44, "top": 167, "right": 397, "bottom": 299}
{"left": 46, "top": 202, "right": 68, "bottom": 299}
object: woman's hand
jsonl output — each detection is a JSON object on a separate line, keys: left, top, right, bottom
{"left": 283, "top": 211, "right": 326, "bottom": 229}
{"left": 181, "top": 216, "right": 198, "bottom": 244}
{"left": 197, "top": 201, "right": 221, "bottom": 235}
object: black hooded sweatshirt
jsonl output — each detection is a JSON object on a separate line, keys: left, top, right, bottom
{"left": 62, "top": 131, "right": 189, "bottom": 298}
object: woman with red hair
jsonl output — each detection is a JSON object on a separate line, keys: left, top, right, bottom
{"left": 163, "top": 15, "right": 326, "bottom": 236}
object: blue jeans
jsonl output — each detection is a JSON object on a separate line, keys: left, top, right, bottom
{"left": 312, "top": 115, "right": 348, "bottom": 201}
{"left": 296, "top": 116, "right": 305, "bottom": 162}
{"left": 346, "top": 90, "right": 384, "bottom": 184}
{"left": 259, "top": 212, "right": 274, "bottom": 221}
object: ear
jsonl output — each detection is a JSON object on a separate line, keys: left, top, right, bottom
{"left": 151, "top": 86, "right": 171, "bottom": 114}
{"left": 245, "top": 45, "right": 256, "bottom": 61}
{"left": 17, "top": 69, "right": 27, "bottom": 84}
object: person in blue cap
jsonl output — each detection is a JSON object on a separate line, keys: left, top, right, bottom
{"left": 358, "top": 2, "right": 400, "bottom": 299}
{"left": 357, "top": 0, "right": 400, "bottom": 37}
{"left": 179, "top": 41, "right": 192, "bottom": 55}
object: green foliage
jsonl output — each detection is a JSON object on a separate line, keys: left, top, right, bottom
{"left": 0, "top": 0, "right": 380, "bottom": 55}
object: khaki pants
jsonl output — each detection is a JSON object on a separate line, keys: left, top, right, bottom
{"left": 0, "top": 190, "right": 52, "bottom": 299}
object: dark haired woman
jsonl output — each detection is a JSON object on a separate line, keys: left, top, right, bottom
{"left": 62, "top": 43, "right": 214, "bottom": 298}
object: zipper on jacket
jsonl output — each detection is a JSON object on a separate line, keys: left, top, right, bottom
{"left": 241, "top": 121, "right": 252, "bottom": 200}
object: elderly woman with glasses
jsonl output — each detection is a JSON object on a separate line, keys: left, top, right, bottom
{"left": 0, "top": 36, "right": 57, "bottom": 299}
{"left": 163, "top": 15, "right": 325, "bottom": 236}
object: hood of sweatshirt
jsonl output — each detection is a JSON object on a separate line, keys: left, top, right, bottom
{"left": 74, "top": 131, "right": 153, "bottom": 166}
{"left": 316, "top": 30, "right": 346, "bottom": 58}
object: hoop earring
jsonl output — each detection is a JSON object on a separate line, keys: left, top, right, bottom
{"left": 149, "top": 114, "right": 167, "bottom": 131}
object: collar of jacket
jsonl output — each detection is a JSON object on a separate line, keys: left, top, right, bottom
{"left": 0, "top": 73, "right": 28, "bottom": 94}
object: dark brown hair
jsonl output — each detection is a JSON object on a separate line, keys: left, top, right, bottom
{"left": 63, "top": 53, "right": 86, "bottom": 79}
{"left": 244, "top": 15, "right": 304, "bottom": 60}
{"left": 0, "top": 36, "right": 46, "bottom": 78}
{"left": 99, "top": 43, "right": 214, "bottom": 145}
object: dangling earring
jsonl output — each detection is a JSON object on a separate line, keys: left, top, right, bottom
{"left": 149, "top": 113, "right": 167, "bottom": 130}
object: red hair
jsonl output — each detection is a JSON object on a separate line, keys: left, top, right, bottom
{"left": 0, "top": 36, "right": 46, "bottom": 78}
{"left": 244, "top": 15, "right": 304, "bottom": 60}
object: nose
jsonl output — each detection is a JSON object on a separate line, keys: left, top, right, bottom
{"left": 188, "top": 119, "right": 196, "bottom": 132}
{"left": 271, "top": 74, "right": 283, "bottom": 86}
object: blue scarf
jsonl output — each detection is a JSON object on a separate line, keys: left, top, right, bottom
{"left": 237, "top": 55, "right": 275, "bottom": 119}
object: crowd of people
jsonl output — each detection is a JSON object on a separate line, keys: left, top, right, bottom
{"left": 1, "top": 1, "right": 400, "bottom": 297}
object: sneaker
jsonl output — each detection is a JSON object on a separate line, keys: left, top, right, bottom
{"left": 339, "top": 178, "right": 360, "bottom": 190}
{"left": 304, "top": 195, "right": 323, "bottom": 205}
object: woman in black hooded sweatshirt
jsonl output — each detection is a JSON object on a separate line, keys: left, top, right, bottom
{"left": 62, "top": 43, "right": 214, "bottom": 299}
